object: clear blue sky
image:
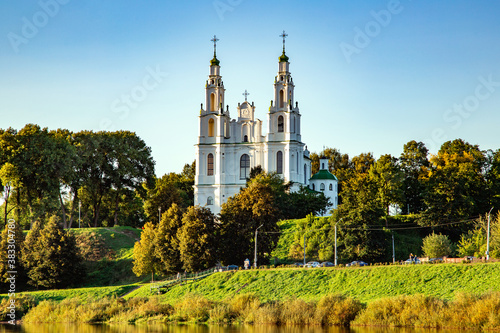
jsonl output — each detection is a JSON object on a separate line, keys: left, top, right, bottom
{"left": 1, "top": 1, "right": 499, "bottom": 176}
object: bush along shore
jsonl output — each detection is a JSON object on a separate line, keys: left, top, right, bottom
{"left": 7, "top": 292, "right": 500, "bottom": 330}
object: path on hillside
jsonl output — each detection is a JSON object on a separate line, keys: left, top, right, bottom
{"left": 104, "top": 227, "right": 140, "bottom": 241}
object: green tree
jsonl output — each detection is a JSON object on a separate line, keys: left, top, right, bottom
{"left": 155, "top": 203, "right": 183, "bottom": 274}
{"left": 132, "top": 222, "right": 161, "bottom": 282}
{"left": 399, "top": 140, "right": 429, "bottom": 214}
{"left": 0, "top": 218, "right": 27, "bottom": 289}
{"left": 422, "top": 139, "right": 488, "bottom": 234}
{"left": 178, "top": 206, "right": 217, "bottom": 272}
{"left": 422, "top": 232, "right": 455, "bottom": 258}
{"left": 369, "top": 154, "right": 403, "bottom": 216}
{"left": 22, "top": 216, "right": 84, "bottom": 289}
{"left": 219, "top": 173, "right": 285, "bottom": 265}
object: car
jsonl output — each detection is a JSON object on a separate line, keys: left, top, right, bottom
{"left": 428, "top": 257, "right": 443, "bottom": 263}
{"left": 346, "top": 261, "right": 368, "bottom": 267}
{"left": 226, "top": 265, "right": 239, "bottom": 270}
{"left": 304, "top": 261, "right": 321, "bottom": 268}
{"left": 404, "top": 258, "right": 421, "bottom": 264}
{"left": 321, "top": 261, "right": 335, "bottom": 267}
{"left": 294, "top": 262, "right": 304, "bottom": 267}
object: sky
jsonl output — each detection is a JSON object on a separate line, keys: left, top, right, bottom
{"left": 1, "top": 0, "right": 499, "bottom": 177}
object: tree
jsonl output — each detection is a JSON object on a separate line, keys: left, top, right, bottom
{"left": 22, "top": 216, "right": 84, "bottom": 289}
{"left": 0, "top": 218, "right": 27, "bottom": 289}
{"left": 178, "top": 206, "right": 217, "bottom": 272}
{"left": 421, "top": 139, "right": 488, "bottom": 234}
{"left": 369, "top": 154, "right": 403, "bottom": 217}
{"left": 399, "top": 140, "right": 429, "bottom": 214}
{"left": 219, "top": 173, "right": 285, "bottom": 265}
{"left": 155, "top": 203, "right": 183, "bottom": 274}
{"left": 132, "top": 222, "right": 161, "bottom": 282}
{"left": 422, "top": 232, "right": 455, "bottom": 258}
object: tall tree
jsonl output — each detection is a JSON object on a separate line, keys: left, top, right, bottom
{"left": 132, "top": 222, "right": 161, "bottom": 282}
{"left": 369, "top": 154, "right": 403, "bottom": 216}
{"left": 155, "top": 203, "right": 183, "bottom": 274}
{"left": 22, "top": 216, "right": 84, "bottom": 289}
{"left": 399, "top": 140, "right": 429, "bottom": 214}
{"left": 178, "top": 206, "right": 217, "bottom": 272}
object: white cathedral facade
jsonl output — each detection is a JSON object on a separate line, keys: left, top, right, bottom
{"left": 194, "top": 34, "right": 337, "bottom": 215}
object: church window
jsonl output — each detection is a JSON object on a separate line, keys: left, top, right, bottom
{"left": 207, "top": 196, "right": 214, "bottom": 205}
{"left": 210, "top": 93, "right": 216, "bottom": 111}
{"left": 207, "top": 153, "right": 214, "bottom": 176}
{"left": 304, "top": 164, "right": 307, "bottom": 184}
{"left": 278, "top": 116, "right": 284, "bottom": 133}
{"left": 321, "top": 162, "right": 325, "bottom": 170}
{"left": 208, "top": 118, "right": 215, "bottom": 137}
{"left": 240, "top": 154, "right": 250, "bottom": 179}
{"left": 320, "top": 183, "right": 325, "bottom": 191}
{"left": 329, "top": 184, "right": 333, "bottom": 191}
{"left": 279, "top": 90, "right": 285, "bottom": 108}
{"left": 312, "top": 183, "right": 315, "bottom": 191}
{"left": 277, "top": 151, "right": 283, "bottom": 174}
{"left": 293, "top": 117, "right": 296, "bottom": 133}
{"left": 243, "top": 135, "right": 248, "bottom": 142}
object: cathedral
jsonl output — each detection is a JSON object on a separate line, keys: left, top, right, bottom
{"left": 194, "top": 33, "right": 337, "bottom": 215}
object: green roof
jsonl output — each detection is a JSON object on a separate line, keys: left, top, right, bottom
{"left": 210, "top": 56, "right": 220, "bottom": 66}
{"left": 279, "top": 51, "right": 289, "bottom": 63}
{"left": 310, "top": 169, "right": 337, "bottom": 180}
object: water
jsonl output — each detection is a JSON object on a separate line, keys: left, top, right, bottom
{"left": 0, "top": 324, "right": 452, "bottom": 333}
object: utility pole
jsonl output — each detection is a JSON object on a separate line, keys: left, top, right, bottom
{"left": 486, "top": 207, "right": 493, "bottom": 261}
{"left": 392, "top": 231, "right": 395, "bottom": 264}
{"left": 158, "top": 206, "right": 161, "bottom": 224}
{"left": 303, "top": 234, "right": 306, "bottom": 266}
{"left": 334, "top": 218, "right": 342, "bottom": 266}
{"left": 254, "top": 224, "right": 263, "bottom": 268}
{"left": 78, "top": 200, "right": 81, "bottom": 228}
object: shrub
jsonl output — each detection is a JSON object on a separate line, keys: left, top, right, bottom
{"left": 422, "top": 232, "right": 455, "bottom": 258}
{"left": 315, "top": 294, "right": 364, "bottom": 326}
{"left": 0, "top": 294, "right": 38, "bottom": 322}
{"left": 174, "top": 294, "right": 213, "bottom": 322}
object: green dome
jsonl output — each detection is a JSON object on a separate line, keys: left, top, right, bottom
{"left": 279, "top": 51, "right": 289, "bottom": 63}
{"left": 210, "top": 56, "right": 220, "bottom": 66}
{"left": 310, "top": 169, "right": 337, "bottom": 180}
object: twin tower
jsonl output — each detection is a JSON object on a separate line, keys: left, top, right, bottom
{"left": 194, "top": 33, "right": 328, "bottom": 214}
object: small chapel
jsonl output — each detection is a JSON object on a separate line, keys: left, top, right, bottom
{"left": 194, "top": 32, "right": 338, "bottom": 215}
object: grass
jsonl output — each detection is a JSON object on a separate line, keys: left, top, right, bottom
{"left": 135, "top": 262, "right": 500, "bottom": 303}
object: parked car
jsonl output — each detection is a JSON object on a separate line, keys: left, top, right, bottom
{"left": 346, "top": 261, "right": 368, "bottom": 267}
{"left": 428, "top": 257, "right": 443, "bottom": 263}
{"left": 226, "top": 265, "right": 238, "bottom": 270}
{"left": 321, "top": 261, "right": 335, "bottom": 267}
{"left": 294, "top": 262, "right": 304, "bottom": 267}
{"left": 404, "top": 258, "right": 421, "bottom": 264}
{"left": 304, "top": 261, "right": 321, "bottom": 268}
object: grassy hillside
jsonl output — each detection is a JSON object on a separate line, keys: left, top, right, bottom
{"left": 128, "top": 262, "right": 500, "bottom": 303}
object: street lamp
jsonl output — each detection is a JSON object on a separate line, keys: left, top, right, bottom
{"left": 254, "top": 224, "right": 263, "bottom": 268}
{"left": 486, "top": 207, "right": 493, "bottom": 261}
{"left": 158, "top": 207, "right": 161, "bottom": 224}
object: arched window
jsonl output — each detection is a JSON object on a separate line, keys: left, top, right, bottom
{"left": 210, "top": 93, "right": 216, "bottom": 111}
{"left": 240, "top": 154, "right": 250, "bottom": 179}
{"left": 208, "top": 118, "right": 215, "bottom": 137}
{"left": 207, "top": 153, "right": 214, "bottom": 176}
{"left": 207, "top": 196, "right": 214, "bottom": 205}
{"left": 279, "top": 90, "right": 284, "bottom": 108}
{"left": 321, "top": 162, "right": 325, "bottom": 170}
{"left": 304, "top": 164, "right": 307, "bottom": 184}
{"left": 278, "top": 115, "right": 284, "bottom": 133}
{"left": 329, "top": 184, "right": 333, "bottom": 191}
{"left": 312, "top": 183, "right": 315, "bottom": 191}
{"left": 243, "top": 135, "right": 248, "bottom": 142}
{"left": 293, "top": 117, "right": 296, "bottom": 133}
{"left": 277, "top": 151, "right": 283, "bottom": 174}
{"left": 320, "top": 183, "right": 325, "bottom": 191}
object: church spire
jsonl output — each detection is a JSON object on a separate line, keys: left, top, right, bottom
{"left": 210, "top": 35, "right": 220, "bottom": 66}
{"left": 279, "top": 30, "right": 289, "bottom": 63}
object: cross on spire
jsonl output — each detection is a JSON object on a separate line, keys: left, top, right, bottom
{"left": 279, "top": 30, "right": 288, "bottom": 52}
{"left": 211, "top": 35, "right": 219, "bottom": 57}
{"left": 242, "top": 89, "right": 250, "bottom": 102}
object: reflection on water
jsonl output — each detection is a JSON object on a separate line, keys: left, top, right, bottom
{"left": 0, "top": 324, "right": 458, "bottom": 333}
